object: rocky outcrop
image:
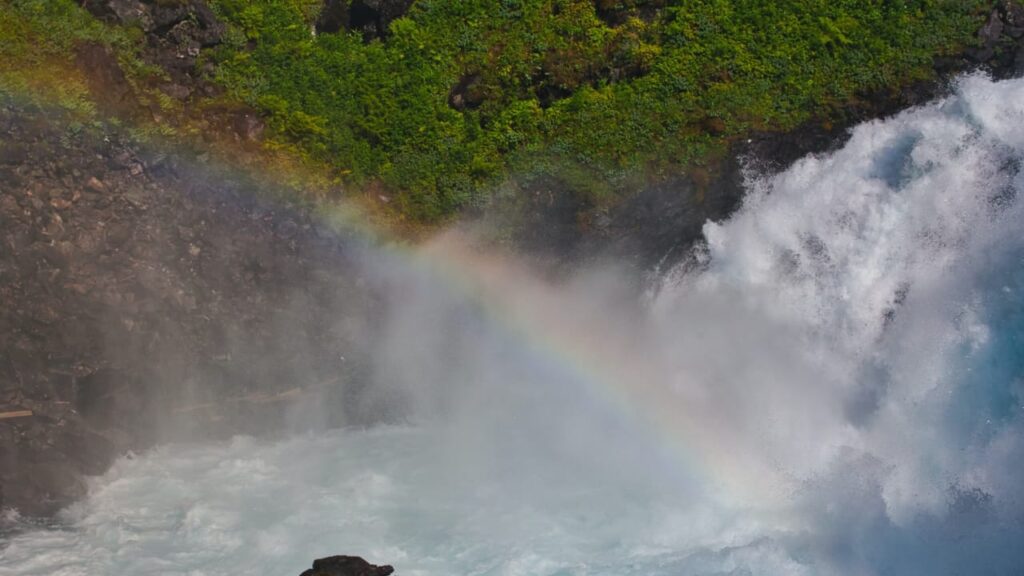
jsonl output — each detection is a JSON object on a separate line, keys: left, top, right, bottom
{"left": 315, "top": 0, "right": 415, "bottom": 41}
{"left": 447, "top": 73, "right": 486, "bottom": 112}
{"left": 315, "top": 0, "right": 350, "bottom": 34}
{"left": 593, "top": 0, "right": 665, "bottom": 28}
{"left": 0, "top": 98, "right": 377, "bottom": 516}
{"left": 298, "top": 556, "right": 395, "bottom": 576}
{"left": 84, "top": 0, "right": 224, "bottom": 47}
{"left": 82, "top": 0, "right": 225, "bottom": 101}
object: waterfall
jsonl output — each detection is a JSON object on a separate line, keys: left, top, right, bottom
{"left": 3, "top": 74, "right": 1024, "bottom": 576}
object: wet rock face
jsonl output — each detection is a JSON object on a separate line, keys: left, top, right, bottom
{"left": 0, "top": 99, "right": 377, "bottom": 517}
{"left": 478, "top": 157, "right": 744, "bottom": 277}
{"left": 298, "top": 556, "right": 395, "bottom": 576}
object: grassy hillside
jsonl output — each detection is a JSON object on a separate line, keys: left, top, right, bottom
{"left": 0, "top": 1, "right": 127, "bottom": 116}
{"left": 1, "top": 0, "right": 992, "bottom": 222}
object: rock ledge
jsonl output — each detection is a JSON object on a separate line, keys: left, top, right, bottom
{"left": 299, "top": 556, "right": 395, "bottom": 576}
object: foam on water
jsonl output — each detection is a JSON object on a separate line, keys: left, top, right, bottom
{"left": 4, "top": 74, "right": 1024, "bottom": 575}
{"left": 0, "top": 429, "right": 777, "bottom": 576}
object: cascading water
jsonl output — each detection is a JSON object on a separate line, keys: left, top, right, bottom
{"left": 3, "top": 74, "right": 1024, "bottom": 575}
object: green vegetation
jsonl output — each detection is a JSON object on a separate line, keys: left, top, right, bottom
{"left": 0, "top": 1, "right": 169, "bottom": 122}
{"left": 0, "top": 0, "right": 991, "bottom": 222}
{"left": 209, "top": 0, "right": 988, "bottom": 219}
{"left": 0, "top": 0, "right": 110, "bottom": 115}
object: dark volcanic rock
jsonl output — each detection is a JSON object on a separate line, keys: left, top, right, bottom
{"left": 82, "top": 0, "right": 224, "bottom": 87}
{"left": 969, "top": 8, "right": 1005, "bottom": 62}
{"left": 82, "top": 0, "right": 149, "bottom": 25}
{"left": 316, "top": 0, "right": 350, "bottom": 34}
{"left": 484, "top": 157, "right": 744, "bottom": 276}
{"left": 593, "top": 0, "right": 665, "bottom": 27}
{"left": 1005, "top": 1, "right": 1024, "bottom": 37}
{"left": 299, "top": 556, "right": 395, "bottom": 576}
{"left": 448, "top": 73, "right": 485, "bottom": 111}
{"left": 315, "top": 0, "right": 414, "bottom": 41}
{"left": 0, "top": 461, "right": 88, "bottom": 518}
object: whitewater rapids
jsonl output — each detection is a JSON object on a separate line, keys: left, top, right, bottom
{"left": 3, "top": 74, "right": 1024, "bottom": 575}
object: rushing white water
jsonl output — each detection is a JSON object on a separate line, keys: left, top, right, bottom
{"left": 4, "top": 74, "right": 1024, "bottom": 575}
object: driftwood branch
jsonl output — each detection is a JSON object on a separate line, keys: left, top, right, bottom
{"left": 0, "top": 410, "right": 33, "bottom": 420}
{"left": 173, "top": 388, "right": 304, "bottom": 414}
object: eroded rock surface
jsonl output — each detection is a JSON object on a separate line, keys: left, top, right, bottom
{"left": 0, "top": 99, "right": 376, "bottom": 516}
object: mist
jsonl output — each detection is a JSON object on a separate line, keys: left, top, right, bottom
{"left": 3, "top": 73, "right": 1024, "bottom": 576}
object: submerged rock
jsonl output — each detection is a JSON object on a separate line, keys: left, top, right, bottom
{"left": 298, "top": 556, "right": 395, "bottom": 576}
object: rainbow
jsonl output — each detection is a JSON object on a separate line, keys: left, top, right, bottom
{"left": 2, "top": 77, "right": 782, "bottom": 507}
{"left": 318, "top": 201, "right": 789, "bottom": 508}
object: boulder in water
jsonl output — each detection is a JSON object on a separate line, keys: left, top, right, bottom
{"left": 298, "top": 556, "right": 394, "bottom": 576}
